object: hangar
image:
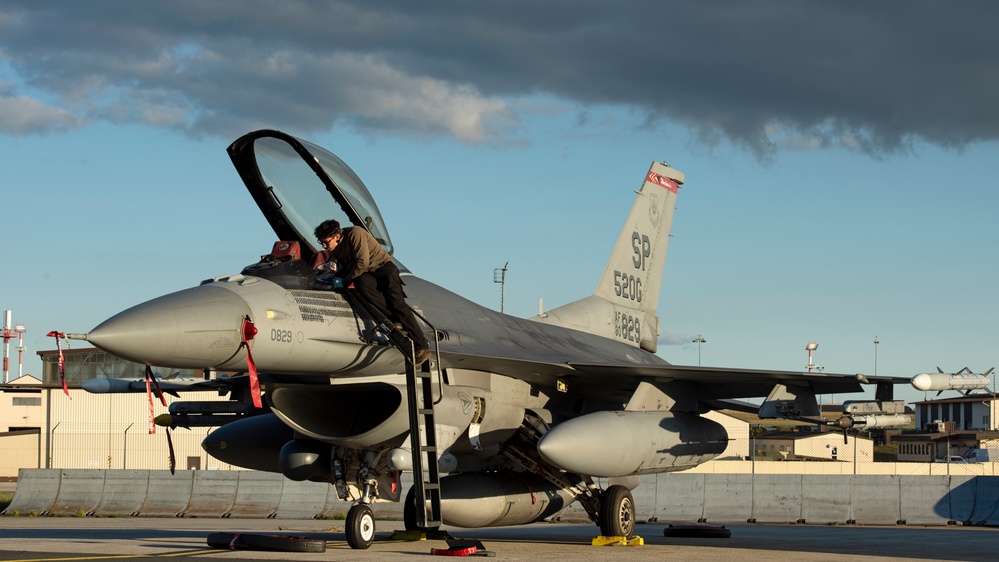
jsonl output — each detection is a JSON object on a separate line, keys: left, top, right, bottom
{"left": 0, "top": 347, "right": 238, "bottom": 478}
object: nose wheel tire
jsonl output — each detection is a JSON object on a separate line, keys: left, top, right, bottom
{"left": 346, "top": 504, "right": 375, "bottom": 549}
{"left": 599, "top": 485, "right": 636, "bottom": 537}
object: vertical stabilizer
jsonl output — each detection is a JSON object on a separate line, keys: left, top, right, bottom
{"left": 594, "top": 162, "right": 682, "bottom": 317}
{"left": 532, "top": 162, "right": 683, "bottom": 353}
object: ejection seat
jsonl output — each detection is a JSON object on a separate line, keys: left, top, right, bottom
{"left": 269, "top": 241, "right": 302, "bottom": 261}
{"left": 239, "top": 241, "right": 314, "bottom": 289}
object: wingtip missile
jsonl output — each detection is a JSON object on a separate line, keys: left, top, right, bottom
{"left": 81, "top": 377, "right": 144, "bottom": 394}
{"left": 911, "top": 370, "right": 992, "bottom": 392}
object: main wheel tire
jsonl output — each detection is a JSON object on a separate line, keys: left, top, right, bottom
{"left": 403, "top": 486, "right": 418, "bottom": 531}
{"left": 346, "top": 504, "right": 376, "bottom": 550}
{"left": 403, "top": 485, "right": 441, "bottom": 533}
{"left": 599, "top": 485, "right": 636, "bottom": 537}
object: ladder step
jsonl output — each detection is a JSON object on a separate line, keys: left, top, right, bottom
{"left": 421, "top": 483, "right": 440, "bottom": 490}
{"left": 420, "top": 446, "right": 437, "bottom": 453}
{"left": 418, "top": 408, "right": 434, "bottom": 415}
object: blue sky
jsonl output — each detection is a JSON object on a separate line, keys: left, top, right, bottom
{"left": 1, "top": 2, "right": 996, "bottom": 405}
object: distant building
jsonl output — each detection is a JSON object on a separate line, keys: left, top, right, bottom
{"left": 703, "top": 410, "right": 749, "bottom": 460}
{"left": 0, "top": 347, "right": 241, "bottom": 479}
{"left": 912, "top": 392, "right": 999, "bottom": 431}
{"left": 36, "top": 347, "right": 208, "bottom": 387}
{"left": 888, "top": 420, "right": 999, "bottom": 462}
{"left": 751, "top": 430, "right": 873, "bottom": 462}
{"left": 712, "top": 408, "right": 873, "bottom": 462}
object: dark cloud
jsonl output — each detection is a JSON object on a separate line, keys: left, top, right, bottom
{"left": 1, "top": 1, "right": 997, "bottom": 157}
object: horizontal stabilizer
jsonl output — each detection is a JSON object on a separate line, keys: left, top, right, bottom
{"left": 758, "top": 383, "right": 819, "bottom": 419}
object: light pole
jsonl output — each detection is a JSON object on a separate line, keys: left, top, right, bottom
{"left": 692, "top": 334, "right": 706, "bottom": 366}
{"left": 123, "top": 422, "right": 133, "bottom": 469}
{"left": 493, "top": 262, "right": 509, "bottom": 313}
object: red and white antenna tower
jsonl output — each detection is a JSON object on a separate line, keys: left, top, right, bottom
{"left": 2, "top": 310, "right": 27, "bottom": 383}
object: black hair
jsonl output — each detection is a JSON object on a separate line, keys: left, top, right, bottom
{"left": 314, "top": 219, "right": 342, "bottom": 240}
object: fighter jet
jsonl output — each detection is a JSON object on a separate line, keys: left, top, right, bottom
{"left": 75, "top": 130, "right": 935, "bottom": 549}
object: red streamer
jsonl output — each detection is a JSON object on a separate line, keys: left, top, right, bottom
{"left": 143, "top": 365, "right": 167, "bottom": 435}
{"left": 241, "top": 317, "right": 262, "bottom": 408}
{"left": 145, "top": 365, "right": 167, "bottom": 406}
{"left": 144, "top": 371, "right": 155, "bottom": 434}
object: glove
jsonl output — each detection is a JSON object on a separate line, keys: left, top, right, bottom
{"left": 312, "top": 273, "right": 345, "bottom": 290}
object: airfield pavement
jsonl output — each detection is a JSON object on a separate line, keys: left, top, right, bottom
{"left": 0, "top": 516, "right": 996, "bottom": 562}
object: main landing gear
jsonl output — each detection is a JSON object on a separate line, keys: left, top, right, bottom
{"left": 599, "top": 485, "right": 636, "bottom": 537}
{"left": 500, "top": 413, "right": 638, "bottom": 539}
{"left": 403, "top": 485, "right": 443, "bottom": 533}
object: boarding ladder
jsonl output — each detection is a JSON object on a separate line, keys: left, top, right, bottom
{"left": 341, "top": 291, "right": 442, "bottom": 529}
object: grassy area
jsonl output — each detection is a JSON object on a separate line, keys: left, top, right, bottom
{"left": 874, "top": 445, "right": 899, "bottom": 462}
{"left": 0, "top": 491, "right": 13, "bottom": 511}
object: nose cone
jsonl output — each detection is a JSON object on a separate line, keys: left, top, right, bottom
{"left": 86, "top": 285, "right": 251, "bottom": 368}
{"left": 911, "top": 373, "right": 933, "bottom": 391}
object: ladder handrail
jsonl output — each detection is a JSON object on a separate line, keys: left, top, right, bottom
{"left": 339, "top": 290, "right": 443, "bottom": 528}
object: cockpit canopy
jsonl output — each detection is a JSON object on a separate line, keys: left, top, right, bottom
{"left": 228, "top": 130, "right": 393, "bottom": 263}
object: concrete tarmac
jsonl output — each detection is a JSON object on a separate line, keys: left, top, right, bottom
{"left": 0, "top": 517, "right": 996, "bottom": 561}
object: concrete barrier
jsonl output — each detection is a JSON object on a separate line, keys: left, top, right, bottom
{"left": 49, "top": 469, "right": 105, "bottom": 516}
{"left": 138, "top": 470, "right": 193, "bottom": 516}
{"left": 654, "top": 473, "right": 704, "bottom": 521}
{"left": 704, "top": 474, "right": 753, "bottom": 523}
{"left": 183, "top": 470, "right": 238, "bottom": 517}
{"left": 93, "top": 470, "right": 149, "bottom": 516}
{"left": 800, "top": 474, "right": 851, "bottom": 524}
{"left": 751, "top": 474, "right": 802, "bottom": 523}
{"left": 6, "top": 469, "right": 999, "bottom": 527}
{"left": 2, "top": 468, "right": 60, "bottom": 515}
{"left": 851, "top": 475, "right": 901, "bottom": 524}
{"left": 966, "top": 477, "right": 999, "bottom": 525}
{"left": 274, "top": 478, "right": 332, "bottom": 519}
{"left": 945, "top": 476, "right": 999, "bottom": 525}
{"left": 227, "top": 471, "right": 282, "bottom": 518}
{"left": 901, "top": 475, "right": 951, "bottom": 525}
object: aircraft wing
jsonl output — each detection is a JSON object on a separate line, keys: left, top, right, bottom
{"left": 439, "top": 349, "right": 909, "bottom": 406}
{"left": 568, "top": 362, "right": 906, "bottom": 398}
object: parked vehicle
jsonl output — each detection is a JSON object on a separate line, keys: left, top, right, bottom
{"left": 934, "top": 455, "right": 968, "bottom": 463}
{"left": 964, "top": 449, "right": 991, "bottom": 462}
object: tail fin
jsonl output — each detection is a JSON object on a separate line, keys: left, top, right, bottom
{"left": 533, "top": 162, "right": 683, "bottom": 353}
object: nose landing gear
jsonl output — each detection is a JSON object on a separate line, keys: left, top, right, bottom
{"left": 345, "top": 503, "right": 376, "bottom": 549}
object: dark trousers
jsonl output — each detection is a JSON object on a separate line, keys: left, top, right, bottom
{"left": 352, "top": 262, "right": 429, "bottom": 350}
